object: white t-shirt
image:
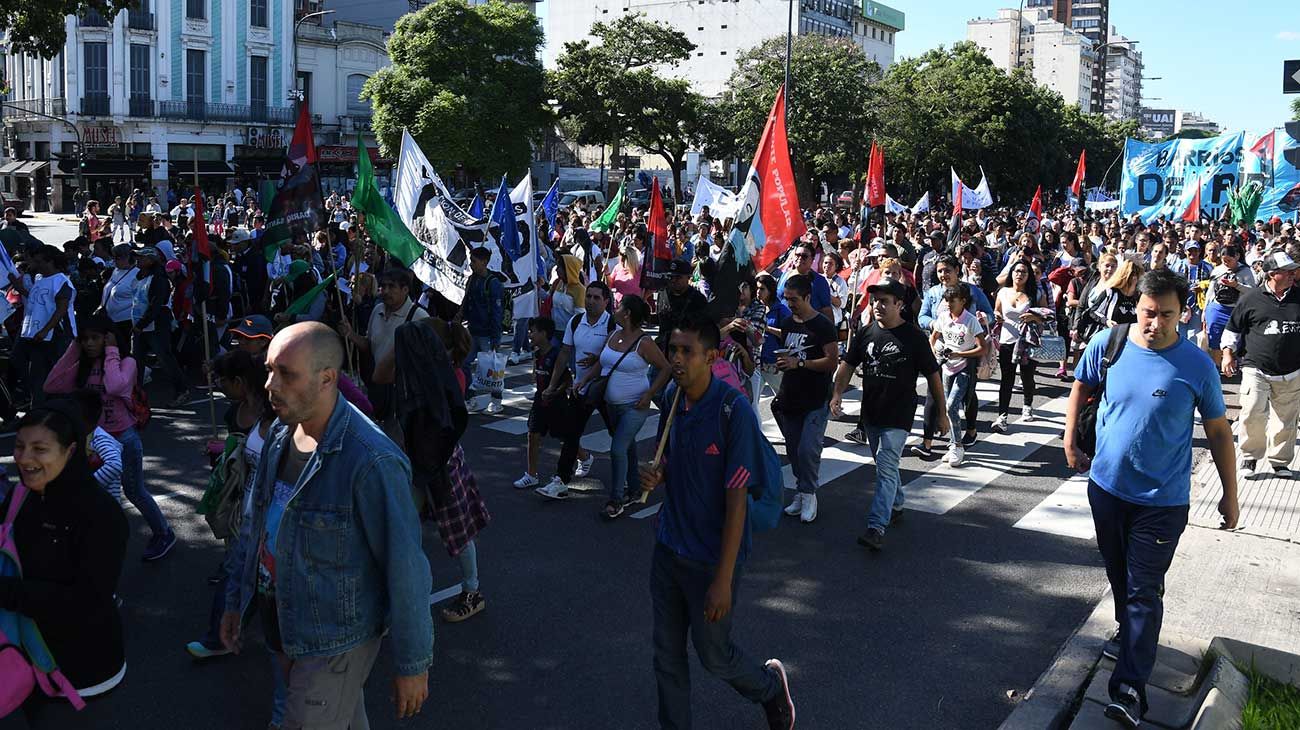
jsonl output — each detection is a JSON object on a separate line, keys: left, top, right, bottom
{"left": 563, "top": 310, "right": 613, "bottom": 384}
{"left": 936, "top": 308, "right": 984, "bottom": 375}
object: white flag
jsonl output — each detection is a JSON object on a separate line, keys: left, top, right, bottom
{"left": 689, "top": 174, "right": 741, "bottom": 219}
{"left": 884, "top": 194, "right": 907, "bottom": 214}
{"left": 395, "top": 129, "right": 459, "bottom": 230}
{"left": 951, "top": 168, "right": 994, "bottom": 210}
{"left": 911, "top": 191, "right": 930, "bottom": 213}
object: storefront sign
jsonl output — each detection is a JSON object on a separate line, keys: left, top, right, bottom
{"left": 82, "top": 125, "right": 121, "bottom": 148}
{"left": 246, "top": 126, "right": 287, "bottom": 149}
{"left": 317, "top": 145, "right": 390, "bottom": 164}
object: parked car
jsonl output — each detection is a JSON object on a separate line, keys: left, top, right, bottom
{"left": 1, "top": 191, "right": 26, "bottom": 215}
{"left": 558, "top": 190, "right": 606, "bottom": 211}
{"left": 835, "top": 189, "right": 856, "bottom": 209}
{"left": 627, "top": 188, "right": 652, "bottom": 209}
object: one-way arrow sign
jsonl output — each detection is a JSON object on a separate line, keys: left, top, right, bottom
{"left": 1286, "top": 60, "right": 1300, "bottom": 94}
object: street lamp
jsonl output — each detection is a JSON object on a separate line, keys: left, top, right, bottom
{"left": 784, "top": 0, "right": 793, "bottom": 122}
{"left": 291, "top": 9, "right": 336, "bottom": 110}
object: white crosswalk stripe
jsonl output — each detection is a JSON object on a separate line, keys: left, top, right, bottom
{"left": 1013, "top": 474, "right": 1095, "bottom": 541}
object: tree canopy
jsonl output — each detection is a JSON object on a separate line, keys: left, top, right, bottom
{"left": 1, "top": 1, "right": 132, "bottom": 58}
{"left": 363, "top": 0, "right": 549, "bottom": 181}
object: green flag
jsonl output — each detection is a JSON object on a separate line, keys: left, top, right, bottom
{"left": 283, "top": 272, "right": 337, "bottom": 318}
{"left": 260, "top": 179, "right": 280, "bottom": 262}
{"left": 589, "top": 180, "right": 625, "bottom": 233}
{"left": 350, "top": 133, "right": 422, "bottom": 267}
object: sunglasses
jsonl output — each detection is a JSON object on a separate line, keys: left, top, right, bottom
{"left": 793, "top": 251, "right": 812, "bottom": 259}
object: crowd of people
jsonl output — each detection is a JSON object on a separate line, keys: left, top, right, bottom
{"left": 0, "top": 175, "right": 1294, "bottom": 729}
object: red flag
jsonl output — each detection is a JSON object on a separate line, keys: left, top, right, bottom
{"left": 732, "top": 85, "right": 806, "bottom": 271}
{"left": 1180, "top": 178, "right": 1202, "bottom": 222}
{"left": 190, "top": 186, "right": 211, "bottom": 260}
{"left": 282, "top": 104, "right": 319, "bottom": 177}
{"left": 1026, "top": 185, "right": 1042, "bottom": 233}
{"left": 946, "top": 180, "right": 963, "bottom": 245}
{"left": 865, "top": 141, "right": 886, "bottom": 208}
{"left": 647, "top": 177, "right": 671, "bottom": 261}
{"left": 1248, "top": 130, "right": 1275, "bottom": 164}
{"left": 1070, "top": 150, "right": 1087, "bottom": 198}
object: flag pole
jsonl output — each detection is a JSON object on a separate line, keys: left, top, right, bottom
{"left": 194, "top": 149, "right": 218, "bottom": 440}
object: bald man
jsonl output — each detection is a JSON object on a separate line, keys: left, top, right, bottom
{"left": 222, "top": 322, "right": 433, "bottom": 727}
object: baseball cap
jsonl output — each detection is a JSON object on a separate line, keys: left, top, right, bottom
{"left": 1262, "top": 251, "right": 1300, "bottom": 273}
{"left": 111, "top": 243, "right": 133, "bottom": 259}
{"left": 136, "top": 247, "right": 161, "bottom": 261}
{"left": 286, "top": 259, "right": 312, "bottom": 283}
{"left": 666, "top": 259, "right": 691, "bottom": 277}
{"left": 230, "top": 315, "right": 274, "bottom": 340}
{"left": 1069, "top": 257, "right": 1087, "bottom": 268}
{"left": 164, "top": 260, "right": 182, "bottom": 273}
{"left": 1184, "top": 240, "right": 1201, "bottom": 250}
{"left": 867, "top": 279, "right": 907, "bottom": 301}
{"left": 338, "top": 221, "right": 351, "bottom": 231}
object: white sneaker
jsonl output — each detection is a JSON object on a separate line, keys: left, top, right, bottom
{"left": 513, "top": 472, "right": 539, "bottom": 490}
{"left": 534, "top": 477, "right": 569, "bottom": 500}
{"left": 992, "top": 414, "right": 1009, "bottom": 433}
{"left": 507, "top": 352, "right": 526, "bottom": 366}
{"left": 142, "top": 366, "right": 154, "bottom": 385}
{"left": 799, "top": 493, "right": 818, "bottom": 523}
{"left": 574, "top": 454, "right": 595, "bottom": 478}
{"left": 1021, "top": 405, "right": 1035, "bottom": 422}
{"left": 783, "top": 493, "right": 804, "bottom": 516}
{"left": 466, "top": 394, "right": 488, "bottom": 414}
{"left": 945, "top": 444, "right": 965, "bottom": 467}
{"left": 484, "top": 400, "right": 503, "bottom": 415}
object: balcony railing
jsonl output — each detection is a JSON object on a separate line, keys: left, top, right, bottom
{"left": 128, "top": 96, "right": 154, "bottom": 117}
{"left": 2, "top": 97, "right": 67, "bottom": 119}
{"left": 127, "top": 11, "right": 155, "bottom": 30}
{"left": 81, "top": 94, "right": 110, "bottom": 116}
{"left": 79, "top": 10, "right": 111, "bottom": 27}
{"left": 158, "top": 99, "right": 294, "bottom": 124}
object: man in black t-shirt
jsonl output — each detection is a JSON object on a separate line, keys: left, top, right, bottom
{"left": 773, "top": 274, "right": 840, "bottom": 524}
{"left": 832, "top": 279, "right": 947, "bottom": 551}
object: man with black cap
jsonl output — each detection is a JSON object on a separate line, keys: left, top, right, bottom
{"left": 1222, "top": 251, "right": 1300, "bottom": 478}
{"left": 832, "top": 279, "right": 946, "bottom": 551}
{"left": 655, "top": 258, "right": 709, "bottom": 355}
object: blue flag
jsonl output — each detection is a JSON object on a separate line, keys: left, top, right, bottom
{"left": 490, "top": 175, "right": 521, "bottom": 261}
{"left": 540, "top": 179, "right": 559, "bottom": 227}
{"left": 468, "top": 192, "right": 485, "bottom": 219}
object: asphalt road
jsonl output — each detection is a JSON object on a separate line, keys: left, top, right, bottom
{"left": 1, "top": 216, "right": 1112, "bottom": 729}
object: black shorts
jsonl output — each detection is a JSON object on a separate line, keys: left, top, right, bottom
{"left": 528, "top": 397, "right": 566, "bottom": 437}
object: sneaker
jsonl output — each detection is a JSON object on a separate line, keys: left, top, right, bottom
{"left": 945, "top": 444, "right": 965, "bottom": 467}
{"left": 507, "top": 352, "right": 526, "bottom": 366}
{"left": 1102, "top": 638, "right": 1120, "bottom": 662}
{"left": 535, "top": 477, "right": 569, "bottom": 500}
{"left": 440, "top": 590, "right": 485, "bottom": 623}
{"left": 1241, "top": 459, "right": 1257, "bottom": 478}
{"left": 574, "top": 453, "right": 595, "bottom": 478}
{"left": 466, "top": 395, "right": 488, "bottom": 414}
{"left": 1055, "top": 366, "right": 1067, "bottom": 379}
{"left": 1273, "top": 466, "right": 1296, "bottom": 479}
{"left": 857, "top": 528, "right": 885, "bottom": 551}
{"left": 799, "top": 493, "right": 818, "bottom": 523}
{"left": 992, "top": 414, "right": 1009, "bottom": 433}
{"left": 142, "top": 366, "right": 154, "bottom": 385}
{"left": 961, "top": 431, "right": 978, "bottom": 448}
{"left": 1021, "top": 405, "right": 1035, "bottom": 422}
{"left": 142, "top": 530, "right": 177, "bottom": 562}
{"left": 1104, "top": 684, "right": 1142, "bottom": 728}
{"left": 783, "top": 493, "right": 804, "bottom": 516}
{"left": 908, "top": 443, "right": 933, "bottom": 459}
{"left": 843, "top": 427, "right": 867, "bottom": 446}
{"left": 512, "top": 472, "right": 540, "bottom": 490}
{"left": 168, "top": 390, "right": 193, "bottom": 408}
{"left": 484, "top": 400, "right": 504, "bottom": 415}
{"left": 761, "top": 658, "right": 796, "bottom": 730}
{"left": 185, "top": 640, "right": 231, "bottom": 660}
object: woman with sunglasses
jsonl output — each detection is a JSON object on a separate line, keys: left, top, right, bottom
{"left": 992, "top": 259, "right": 1049, "bottom": 433}
{"left": 1205, "top": 244, "right": 1256, "bottom": 368}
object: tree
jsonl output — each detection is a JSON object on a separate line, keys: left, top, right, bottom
{"left": 1291, "top": 97, "right": 1300, "bottom": 122}
{"left": 713, "top": 35, "right": 881, "bottom": 198}
{"left": 549, "top": 14, "right": 705, "bottom": 193}
{"left": 1, "top": 1, "right": 132, "bottom": 58}
{"left": 363, "top": 0, "right": 549, "bottom": 181}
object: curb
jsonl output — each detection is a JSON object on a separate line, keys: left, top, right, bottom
{"left": 998, "top": 589, "right": 1114, "bottom": 730}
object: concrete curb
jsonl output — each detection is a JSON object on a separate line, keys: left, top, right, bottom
{"left": 998, "top": 589, "right": 1114, "bottom": 730}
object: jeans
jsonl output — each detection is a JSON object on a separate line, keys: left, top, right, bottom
{"left": 607, "top": 400, "right": 652, "bottom": 502}
{"left": 12, "top": 336, "right": 65, "bottom": 406}
{"left": 941, "top": 369, "right": 971, "bottom": 447}
{"left": 650, "top": 543, "right": 777, "bottom": 729}
{"left": 117, "top": 426, "right": 170, "bottom": 538}
{"left": 458, "top": 539, "right": 480, "bottom": 592}
{"left": 924, "top": 362, "right": 979, "bottom": 439}
{"left": 773, "top": 405, "right": 830, "bottom": 495}
{"left": 997, "top": 343, "right": 1035, "bottom": 415}
{"left": 1177, "top": 308, "right": 1203, "bottom": 342}
{"left": 557, "top": 401, "right": 612, "bottom": 482}
{"left": 134, "top": 320, "right": 188, "bottom": 397}
{"left": 864, "top": 425, "right": 908, "bottom": 533}
{"left": 1088, "top": 481, "right": 1189, "bottom": 712}
{"left": 511, "top": 317, "right": 531, "bottom": 355}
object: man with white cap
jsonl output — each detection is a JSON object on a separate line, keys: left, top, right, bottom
{"left": 1222, "top": 250, "right": 1300, "bottom": 478}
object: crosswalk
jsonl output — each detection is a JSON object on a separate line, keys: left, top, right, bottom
{"left": 470, "top": 358, "right": 1099, "bottom": 542}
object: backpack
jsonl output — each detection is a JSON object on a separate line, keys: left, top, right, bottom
{"left": 0, "top": 486, "right": 86, "bottom": 715}
{"left": 197, "top": 433, "right": 250, "bottom": 541}
{"left": 715, "top": 389, "right": 783, "bottom": 532}
{"left": 1074, "top": 324, "right": 1129, "bottom": 458}
{"left": 568, "top": 312, "right": 617, "bottom": 339}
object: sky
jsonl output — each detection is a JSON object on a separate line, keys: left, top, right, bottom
{"left": 537, "top": 0, "right": 1297, "bottom": 131}
{"left": 895, "top": 0, "right": 1297, "bottom": 132}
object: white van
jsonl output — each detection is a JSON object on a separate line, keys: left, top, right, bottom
{"left": 558, "top": 190, "right": 607, "bottom": 211}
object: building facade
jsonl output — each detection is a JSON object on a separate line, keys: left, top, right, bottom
{"left": 1, "top": 0, "right": 389, "bottom": 213}
{"left": 1102, "top": 28, "right": 1141, "bottom": 121}
{"left": 967, "top": 8, "right": 1096, "bottom": 112}
{"left": 543, "top": 0, "right": 904, "bottom": 98}
{"left": 1025, "top": 0, "right": 1107, "bottom": 112}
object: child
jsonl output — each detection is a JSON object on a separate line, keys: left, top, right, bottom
{"left": 928, "top": 283, "right": 987, "bottom": 467}
{"left": 512, "top": 317, "right": 571, "bottom": 490}
{"left": 68, "top": 388, "right": 125, "bottom": 501}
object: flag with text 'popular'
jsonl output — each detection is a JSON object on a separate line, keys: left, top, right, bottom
{"left": 648, "top": 177, "right": 671, "bottom": 261}
{"left": 865, "top": 141, "right": 886, "bottom": 208}
{"left": 1070, "top": 150, "right": 1087, "bottom": 200}
{"left": 350, "top": 133, "right": 422, "bottom": 267}
{"left": 729, "top": 84, "right": 806, "bottom": 269}
{"left": 1026, "top": 185, "right": 1042, "bottom": 234}
{"left": 1181, "top": 178, "right": 1202, "bottom": 223}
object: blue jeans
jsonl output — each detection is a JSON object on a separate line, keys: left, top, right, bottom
{"left": 117, "top": 426, "right": 170, "bottom": 538}
{"left": 864, "top": 425, "right": 908, "bottom": 533}
{"left": 650, "top": 543, "right": 777, "bottom": 729}
{"left": 1088, "top": 481, "right": 1189, "bottom": 713}
{"left": 606, "top": 400, "right": 652, "bottom": 502}
{"left": 773, "top": 405, "right": 830, "bottom": 495}
{"left": 941, "top": 369, "right": 971, "bottom": 447}
{"left": 511, "top": 317, "right": 531, "bottom": 355}
{"left": 1177, "top": 308, "right": 1203, "bottom": 342}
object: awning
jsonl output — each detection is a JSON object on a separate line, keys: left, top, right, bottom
{"left": 233, "top": 158, "right": 285, "bottom": 176}
{"left": 168, "top": 161, "right": 234, "bottom": 178}
{"left": 56, "top": 158, "right": 151, "bottom": 177}
{"left": 15, "top": 161, "right": 49, "bottom": 176}
{"left": 0, "top": 161, "right": 24, "bottom": 175}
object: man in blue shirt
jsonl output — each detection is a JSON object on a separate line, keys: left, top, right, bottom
{"left": 776, "top": 242, "right": 834, "bottom": 322}
{"left": 639, "top": 313, "right": 795, "bottom": 730}
{"left": 1064, "top": 269, "right": 1239, "bottom": 729}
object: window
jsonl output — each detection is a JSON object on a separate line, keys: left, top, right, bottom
{"left": 84, "top": 42, "right": 108, "bottom": 95}
{"left": 721, "top": 24, "right": 727, "bottom": 29}
{"left": 130, "top": 44, "right": 150, "bottom": 99}
{"left": 250, "top": 56, "right": 268, "bottom": 109}
{"left": 187, "top": 0, "right": 204, "bottom": 20}
{"left": 251, "top": 0, "right": 268, "bottom": 27}
{"left": 186, "top": 48, "right": 205, "bottom": 104}
{"left": 346, "top": 74, "right": 370, "bottom": 115}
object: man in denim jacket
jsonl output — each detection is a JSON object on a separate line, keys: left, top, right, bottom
{"left": 222, "top": 322, "right": 433, "bottom": 728}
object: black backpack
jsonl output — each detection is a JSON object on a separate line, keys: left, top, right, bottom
{"left": 1074, "top": 324, "right": 1129, "bottom": 458}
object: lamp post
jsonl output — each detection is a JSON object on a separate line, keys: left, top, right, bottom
{"left": 291, "top": 9, "right": 335, "bottom": 112}
{"left": 784, "top": 0, "right": 793, "bottom": 122}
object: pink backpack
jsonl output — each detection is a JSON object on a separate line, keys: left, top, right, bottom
{"left": 0, "top": 485, "right": 85, "bottom": 716}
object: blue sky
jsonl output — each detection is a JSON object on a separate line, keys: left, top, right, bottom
{"left": 538, "top": 0, "right": 1297, "bottom": 131}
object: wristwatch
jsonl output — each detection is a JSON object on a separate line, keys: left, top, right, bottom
{"left": 798, "top": 359, "right": 805, "bottom": 369}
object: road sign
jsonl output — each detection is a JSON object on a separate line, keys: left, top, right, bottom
{"left": 1285, "top": 60, "right": 1300, "bottom": 94}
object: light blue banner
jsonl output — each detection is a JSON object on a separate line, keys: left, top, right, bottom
{"left": 1120, "top": 128, "right": 1300, "bottom": 223}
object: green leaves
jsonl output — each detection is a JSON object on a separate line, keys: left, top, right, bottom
{"left": 1, "top": 1, "right": 133, "bottom": 58}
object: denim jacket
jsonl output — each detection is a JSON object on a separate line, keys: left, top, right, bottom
{"left": 225, "top": 395, "right": 433, "bottom": 676}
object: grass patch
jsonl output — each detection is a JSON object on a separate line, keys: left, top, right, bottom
{"left": 1241, "top": 664, "right": 1300, "bottom": 730}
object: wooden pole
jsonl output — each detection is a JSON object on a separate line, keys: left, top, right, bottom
{"left": 638, "top": 385, "right": 683, "bottom": 504}
{"left": 194, "top": 150, "right": 218, "bottom": 440}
